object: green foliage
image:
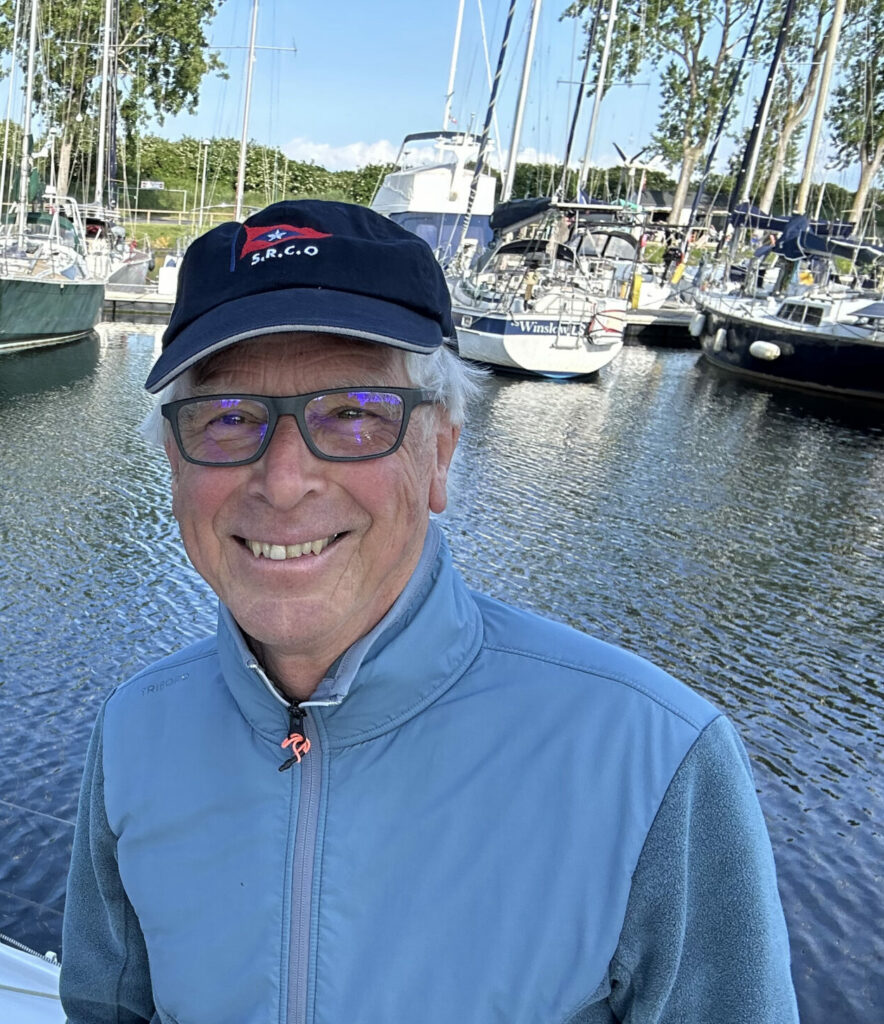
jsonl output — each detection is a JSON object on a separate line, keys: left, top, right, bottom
{"left": 0, "top": 0, "right": 225, "bottom": 199}
{"left": 828, "top": 11, "right": 884, "bottom": 168}
{"left": 562, "top": 0, "right": 655, "bottom": 101}
{"left": 113, "top": 134, "right": 395, "bottom": 212}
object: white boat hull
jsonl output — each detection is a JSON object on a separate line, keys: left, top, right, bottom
{"left": 0, "top": 940, "right": 64, "bottom": 1023}
{"left": 453, "top": 303, "right": 625, "bottom": 377}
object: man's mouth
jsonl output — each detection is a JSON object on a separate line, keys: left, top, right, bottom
{"left": 243, "top": 534, "right": 340, "bottom": 560}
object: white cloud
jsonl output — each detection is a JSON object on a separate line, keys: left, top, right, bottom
{"left": 508, "top": 146, "right": 564, "bottom": 168}
{"left": 281, "top": 137, "right": 400, "bottom": 172}
{"left": 279, "top": 136, "right": 673, "bottom": 177}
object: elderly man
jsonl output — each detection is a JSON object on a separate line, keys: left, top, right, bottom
{"left": 60, "top": 200, "right": 798, "bottom": 1023}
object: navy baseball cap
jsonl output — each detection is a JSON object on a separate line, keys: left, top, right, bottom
{"left": 144, "top": 199, "right": 455, "bottom": 393}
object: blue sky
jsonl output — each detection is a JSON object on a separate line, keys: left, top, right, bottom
{"left": 153, "top": 0, "right": 858, "bottom": 195}
{"left": 156, "top": 0, "right": 671, "bottom": 174}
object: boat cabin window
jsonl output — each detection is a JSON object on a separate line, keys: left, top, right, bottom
{"left": 576, "top": 232, "right": 637, "bottom": 261}
{"left": 777, "top": 301, "right": 825, "bottom": 326}
{"left": 391, "top": 212, "right": 492, "bottom": 262}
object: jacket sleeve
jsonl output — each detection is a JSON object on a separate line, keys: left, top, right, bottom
{"left": 602, "top": 713, "right": 799, "bottom": 1024}
{"left": 60, "top": 703, "right": 157, "bottom": 1023}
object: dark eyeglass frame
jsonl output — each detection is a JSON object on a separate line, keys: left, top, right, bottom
{"left": 161, "top": 387, "right": 436, "bottom": 466}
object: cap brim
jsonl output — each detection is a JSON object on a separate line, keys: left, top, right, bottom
{"left": 145, "top": 287, "right": 448, "bottom": 393}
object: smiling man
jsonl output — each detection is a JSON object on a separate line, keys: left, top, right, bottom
{"left": 60, "top": 200, "right": 798, "bottom": 1024}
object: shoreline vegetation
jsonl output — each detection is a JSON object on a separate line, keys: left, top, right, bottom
{"left": 47, "top": 132, "right": 867, "bottom": 273}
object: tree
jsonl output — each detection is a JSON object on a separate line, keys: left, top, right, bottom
{"left": 565, "top": 0, "right": 758, "bottom": 223}
{"left": 0, "top": 0, "right": 225, "bottom": 199}
{"left": 745, "top": 0, "right": 864, "bottom": 213}
{"left": 828, "top": 3, "right": 884, "bottom": 227}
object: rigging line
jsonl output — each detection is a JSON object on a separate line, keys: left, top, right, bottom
{"left": 561, "top": 8, "right": 601, "bottom": 197}
{"left": 475, "top": 0, "right": 504, "bottom": 171}
{"left": 455, "top": 0, "right": 519, "bottom": 264}
{"left": 0, "top": 0, "right": 23, "bottom": 213}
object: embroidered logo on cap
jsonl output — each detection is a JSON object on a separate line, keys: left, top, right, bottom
{"left": 240, "top": 223, "right": 332, "bottom": 260}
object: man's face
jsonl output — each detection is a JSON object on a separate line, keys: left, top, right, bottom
{"left": 165, "top": 333, "right": 459, "bottom": 689}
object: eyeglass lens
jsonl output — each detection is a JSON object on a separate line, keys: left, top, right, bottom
{"left": 175, "top": 391, "right": 408, "bottom": 463}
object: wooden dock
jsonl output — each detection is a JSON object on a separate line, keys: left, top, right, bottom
{"left": 102, "top": 286, "right": 175, "bottom": 323}
{"left": 624, "top": 303, "right": 696, "bottom": 347}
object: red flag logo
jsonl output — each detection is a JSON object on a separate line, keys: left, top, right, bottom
{"left": 240, "top": 224, "right": 332, "bottom": 259}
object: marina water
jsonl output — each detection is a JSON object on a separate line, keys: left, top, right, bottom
{"left": 1, "top": 324, "right": 881, "bottom": 1021}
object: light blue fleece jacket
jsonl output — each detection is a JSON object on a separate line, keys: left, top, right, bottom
{"left": 60, "top": 523, "right": 798, "bottom": 1023}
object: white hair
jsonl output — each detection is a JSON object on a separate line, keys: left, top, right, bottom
{"left": 140, "top": 338, "right": 486, "bottom": 449}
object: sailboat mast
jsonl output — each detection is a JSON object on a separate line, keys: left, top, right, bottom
{"left": 452, "top": 0, "right": 518, "bottom": 263}
{"left": 501, "top": 0, "right": 543, "bottom": 203}
{"left": 94, "top": 0, "right": 114, "bottom": 205}
{"left": 442, "top": 0, "right": 466, "bottom": 129}
{"left": 794, "top": 0, "right": 845, "bottom": 216}
{"left": 726, "top": 0, "right": 798, "bottom": 216}
{"left": 578, "top": 0, "right": 617, "bottom": 196}
{"left": 235, "top": 0, "right": 260, "bottom": 223}
{"left": 17, "top": 0, "right": 39, "bottom": 248}
{"left": 560, "top": 10, "right": 600, "bottom": 198}
{"left": 0, "top": 0, "right": 23, "bottom": 219}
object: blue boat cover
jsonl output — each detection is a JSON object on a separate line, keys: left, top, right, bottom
{"left": 730, "top": 203, "right": 853, "bottom": 238}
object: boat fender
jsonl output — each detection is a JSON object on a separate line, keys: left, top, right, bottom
{"left": 749, "top": 340, "right": 782, "bottom": 361}
{"left": 688, "top": 311, "right": 706, "bottom": 337}
{"left": 712, "top": 327, "right": 727, "bottom": 353}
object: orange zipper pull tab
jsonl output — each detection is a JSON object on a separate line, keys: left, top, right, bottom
{"left": 279, "top": 704, "right": 310, "bottom": 771}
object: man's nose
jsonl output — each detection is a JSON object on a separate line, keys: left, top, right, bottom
{"left": 249, "top": 414, "right": 324, "bottom": 506}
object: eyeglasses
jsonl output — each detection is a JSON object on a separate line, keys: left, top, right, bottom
{"left": 161, "top": 387, "right": 435, "bottom": 466}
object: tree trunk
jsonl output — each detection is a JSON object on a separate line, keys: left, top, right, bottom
{"left": 758, "top": 134, "right": 790, "bottom": 213}
{"left": 849, "top": 140, "right": 884, "bottom": 228}
{"left": 669, "top": 146, "right": 701, "bottom": 225}
{"left": 758, "top": 16, "right": 829, "bottom": 213}
{"left": 56, "top": 137, "right": 73, "bottom": 197}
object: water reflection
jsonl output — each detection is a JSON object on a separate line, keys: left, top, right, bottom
{"left": 0, "top": 333, "right": 101, "bottom": 398}
{"left": 0, "top": 328, "right": 881, "bottom": 1022}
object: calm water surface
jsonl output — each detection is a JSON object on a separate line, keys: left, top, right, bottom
{"left": 1, "top": 325, "right": 881, "bottom": 1022}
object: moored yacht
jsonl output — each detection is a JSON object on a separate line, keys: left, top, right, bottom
{"left": 370, "top": 130, "right": 497, "bottom": 268}
{"left": 449, "top": 199, "right": 627, "bottom": 378}
{"left": 695, "top": 214, "right": 884, "bottom": 400}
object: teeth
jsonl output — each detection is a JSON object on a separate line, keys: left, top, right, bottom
{"left": 246, "top": 535, "right": 334, "bottom": 560}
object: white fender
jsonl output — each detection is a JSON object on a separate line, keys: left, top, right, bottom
{"left": 688, "top": 310, "right": 706, "bottom": 337}
{"left": 712, "top": 327, "right": 727, "bottom": 352}
{"left": 749, "top": 340, "right": 782, "bottom": 361}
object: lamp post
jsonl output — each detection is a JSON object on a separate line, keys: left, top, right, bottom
{"left": 199, "top": 139, "right": 210, "bottom": 232}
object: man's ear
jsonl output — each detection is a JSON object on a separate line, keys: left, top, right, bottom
{"left": 429, "top": 418, "right": 461, "bottom": 515}
{"left": 164, "top": 437, "right": 181, "bottom": 488}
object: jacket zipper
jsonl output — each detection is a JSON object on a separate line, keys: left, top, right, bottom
{"left": 279, "top": 702, "right": 311, "bottom": 770}
{"left": 246, "top": 659, "right": 323, "bottom": 1024}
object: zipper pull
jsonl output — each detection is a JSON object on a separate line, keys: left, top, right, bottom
{"left": 279, "top": 703, "right": 311, "bottom": 771}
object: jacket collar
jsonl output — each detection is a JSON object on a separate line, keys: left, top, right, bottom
{"left": 217, "top": 522, "right": 483, "bottom": 747}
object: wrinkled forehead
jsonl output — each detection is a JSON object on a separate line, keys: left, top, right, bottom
{"left": 187, "top": 332, "right": 409, "bottom": 393}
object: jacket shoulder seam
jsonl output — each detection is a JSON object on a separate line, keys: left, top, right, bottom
{"left": 481, "top": 640, "right": 711, "bottom": 731}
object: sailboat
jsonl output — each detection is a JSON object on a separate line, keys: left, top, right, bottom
{"left": 446, "top": 0, "right": 627, "bottom": 378}
{"left": 0, "top": 0, "right": 104, "bottom": 352}
{"left": 693, "top": 0, "right": 884, "bottom": 400}
{"left": 449, "top": 197, "right": 626, "bottom": 376}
